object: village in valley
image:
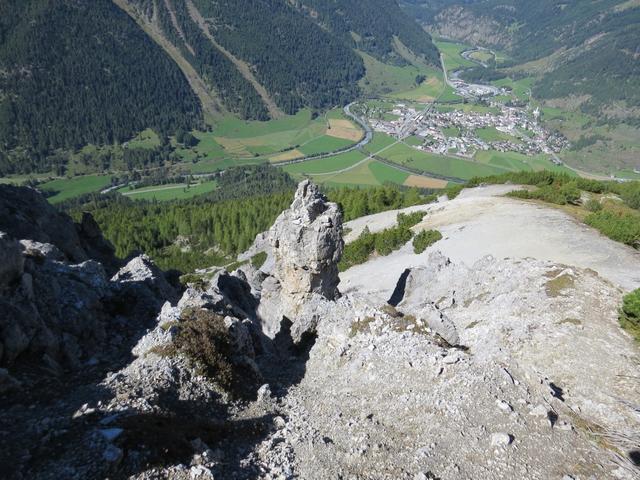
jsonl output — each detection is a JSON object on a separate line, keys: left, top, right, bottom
{"left": 359, "top": 43, "right": 571, "bottom": 168}
{"left": 367, "top": 99, "right": 569, "bottom": 162}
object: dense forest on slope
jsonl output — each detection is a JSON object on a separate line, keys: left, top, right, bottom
{"left": 402, "top": 0, "right": 640, "bottom": 116}
{"left": 0, "top": 0, "right": 202, "bottom": 175}
{"left": 127, "top": 0, "right": 271, "bottom": 120}
{"left": 189, "top": 0, "right": 364, "bottom": 114}
{"left": 119, "top": 0, "right": 369, "bottom": 117}
{"left": 298, "top": 0, "right": 440, "bottom": 66}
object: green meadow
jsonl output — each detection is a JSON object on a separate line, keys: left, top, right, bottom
{"left": 40, "top": 175, "right": 113, "bottom": 204}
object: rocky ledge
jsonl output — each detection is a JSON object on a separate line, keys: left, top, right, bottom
{"left": 1, "top": 181, "right": 639, "bottom": 480}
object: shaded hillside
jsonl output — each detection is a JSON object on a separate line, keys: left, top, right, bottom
{"left": 0, "top": 0, "right": 202, "bottom": 175}
{"left": 298, "top": 0, "right": 441, "bottom": 66}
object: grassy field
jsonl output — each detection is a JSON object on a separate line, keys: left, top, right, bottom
{"left": 469, "top": 50, "right": 494, "bottom": 64}
{"left": 212, "top": 110, "right": 315, "bottom": 138}
{"left": 311, "top": 159, "right": 378, "bottom": 186}
{"left": 358, "top": 51, "right": 430, "bottom": 96}
{"left": 127, "top": 128, "right": 161, "bottom": 149}
{"left": 473, "top": 150, "right": 577, "bottom": 175}
{"left": 615, "top": 169, "right": 640, "bottom": 180}
{"left": 475, "top": 127, "right": 517, "bottom": 143}
{"left": 0, "top": 173, "right": 52, "bottom": 185}
{"left": 118, "top": 181, "right": 218, "bottom": 201}
{"left": 175, "top": 108, "right": 364, "bottom": 174}
{"left": 163, "top": 107, "right": 365, "bottom": 175}
{"left": 540, "top": 105, "right": 640, "bottom": 176}
{"left": 281, "top": 150, "right": 366, "bottom": 176}
{"left": 404, "top": 136, "right": 424, "bottom": 147}
{"left": 311, "top": 159, "right": 406, "bottom": 187}
{"left": 363, "top": 132, "right": 398, "bottom": 155}
{"left": 434, "top": 40, "right": 476, "bottom": 71}
{"left": 298, "top": 136, "right": 353, "bottom": 156}
{"left": 443, "top": 127, "right": 461, "bottom": 138}
{"left": 377, "top": 143, "right": 506, "bottom": 180}
{"left": 492, "top": 77, "right": 535, "bottom": 102}
{"left": 390, "top": 67, "right": 461, "bottom": 103}
{"left": 369, "top": 160, "right": 410, "bottom": 184}
{"left": 40, "top": 175, "right": 113, "bottom": 204}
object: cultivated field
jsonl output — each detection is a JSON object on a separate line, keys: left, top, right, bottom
{"left": 434, "top": 40, "right": 476, "bottom": 71}
{"left": 269, "top": 149, "right": 304, "bottom": 163}
{"left": 327, "top": 119, "right": 363, "bottom": 142}
{"left": 282, "top": 150, "right": 366, "bottom": 176}
{"left": 404, "top": 175, "right": 449, "bottom": 189}
{"left": 40, "top": 175, "right": 113, "bottom": 204}
{"left": 376, "top": 143, "right": 505, "bottom": 180}
{"left": 118, "top": 181, "right": 218, "bottom": 201}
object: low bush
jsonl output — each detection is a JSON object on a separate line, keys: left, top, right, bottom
{"left": 159, "top": 309, "right": 236, "bottom": 391}
{"left": 339, "top": 212, "right": 426, "bottom": 270}
{"left": 507, "top": 181, "right": 581, "bottom": 205}
{"left": 468, "top": 170, "right": 640, "bottom": 211}
{"left": 620, "top": 289, "right": 640, "bottom": 342}
{"left": 585, "top": 210, "right": 640, "bottom": 248}
{"left": 397, "top": 211, "right": 427, "bottom": 229}
{"left": 584, "top": 198, "right": 603, "bottom": 212}
{"left": 413, "top": 230, "right": 442, "bottom": 254}
{"left": 250, "top": 251, "right": 268, "bottom": 269}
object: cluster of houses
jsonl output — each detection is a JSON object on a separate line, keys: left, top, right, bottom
{"left": 369, "top": 103, "right": 569, "bottom": 159}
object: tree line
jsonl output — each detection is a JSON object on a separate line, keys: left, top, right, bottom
{"left": 63, "top": 166, "right": 437, "bottom": 273}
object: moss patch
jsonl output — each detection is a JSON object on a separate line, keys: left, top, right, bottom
{"left": 545, "top": 273, "right": 575, "bottom": 297}
{"left": 350, "top": 316, "right": 377, "bottom": 337}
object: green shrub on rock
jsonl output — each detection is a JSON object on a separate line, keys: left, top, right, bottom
{"left": 620, "top": 289, "right": 640, "bottom": 342}
{"left": 413, "top": 230, "right": 443, "bottom": 254}
{"left": 584, "top": 198, "right": 603, "bottom": 212}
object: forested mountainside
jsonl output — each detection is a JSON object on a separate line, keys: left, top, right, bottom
{"left": 0, "top": 0, "right": 438, "bottom": 175}
{"left": 402, "top": 0, "right": 640, "bottom": 118}
{"left": 0, "top": 0, "right": 202, "bottom": 174}
{"left": 296, "top": 0, "right": 440, "bottom": 65}
{"left": 120, "top": 0, "right": 441, "bottom": 116}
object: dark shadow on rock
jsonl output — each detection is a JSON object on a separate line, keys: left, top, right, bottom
{"left": 112, "top": 409, "right": 275, "bottom": 479}
{"left": 1, "top": 258, "right": 315, "bottom": 479}
{"left": 0, "top": 274, "right": 169, "bottom": 480}
{"left": 266, "top": 316, "right": 316, "bottom": 398}
{"left": 388, "top": 268, "right": 411, "bottom": 306}
{"left": 549, "top": 382, "right": 565, "bottom": 401}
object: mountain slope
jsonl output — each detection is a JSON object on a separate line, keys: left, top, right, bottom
{"left": 0, "top": 0, "right": 202, "bottom": 174}
{"left": 297, "top": 0, "right": 441, "bottom": 66}
{"left": 402, "top": 0, "right": 640, "bottom": 118}
{"left": 0, "top": 0, "right": 439, "bottom": 175}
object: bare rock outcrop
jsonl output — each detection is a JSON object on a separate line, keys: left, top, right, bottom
{"left": 257, "top": 180, "right": 343, "bottom": 341}
{"left": 0, "top": 186, "right": 173, "bottom": 370}
{"left": 269, "top": 180, "right": 343, "bottom": 300}
{"left": 4, "top": 183, "right": 640, "bottom": 479}
{"left": 0, "top": 184, "right": 88, "bottom": 263}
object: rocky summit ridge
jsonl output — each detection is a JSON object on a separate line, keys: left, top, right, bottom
{"left": 1, "top": 181, "right": 639, "bottom": 480}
